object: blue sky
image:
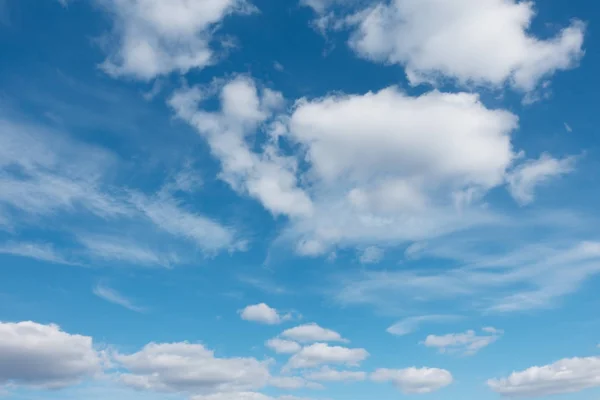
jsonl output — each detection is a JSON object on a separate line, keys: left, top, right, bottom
{"left": 1, "top": 0, "right": 600, "bottom": 399}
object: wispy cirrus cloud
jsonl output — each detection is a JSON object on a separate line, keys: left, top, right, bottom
{"left": 93, "top": 283, "right": 146, "bottom": 313}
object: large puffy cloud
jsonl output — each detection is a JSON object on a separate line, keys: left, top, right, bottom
{"left": 115, "top": 342, "right": 270, "bottom": 394}
{"left": 0, "top": 321, "right": 102, "bottom": 389}
{"left": 422, "top": 327, "right": 503, "bottom": 355}
{"left": 487, "top": 356, "right": 600, "bottom": 397}
{"left": 371, "top": 367, "right": 453, "bottom": 394}
{"left": 98, "top": 0, "right": 256, "bottom": 80}
{"left": 282, "top": 323, "right": 347, "bottom": 343}
{"left": 285, "top": 343, "right": 369, "bottom": 369}
{"left": 347, "top": 0, "right": 585, "bottom": 91}
{"left": 284, "top": 86, "right": 519, "bottom": 254}
{"left": 266, "top": 338, "right": 302, "bottom": 354}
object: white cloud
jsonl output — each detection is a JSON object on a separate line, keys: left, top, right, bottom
{"left": 387, "top": 315, "right": 461, "bottom": 336}
{"left": 0, "top": 241, "right": 73, "bottom": 265}
{"left": 371, "top": 367, "right": 453, "bottom": 394}
{"left": 336, "top": 239, "right": 600, "bottom": 314}
{"left": 79, "top": 235, "right": 179, "bottom": 267}
{"left": 268, "top": 376, "right": 322, "bottom": 390}
{"left": 359, "top": 246, "right": 384, "bottom": 264}
{"left": 304, "top": 366, "right": 366, "bottom": 382}
{"left": 240, "top": 303, "right": 290, "bottom": 325}
{"left": 422, "top": 328, "right": 503, "bottom": 355}
{"left": 191, "top": 393, "right": 313, "bottom": 400}
{"left": 285, "top": 343, "right": 368, "bottom": 370}
{"left": 98, "top": 0, "right": 256, "bottom": 80}
{"left": 115, "top": 342, "right": 270, "bottom": 394}
{"left": 0, "top": 321, "right": 102, "bottom": 389}
{"left": 282, "top": 323, "right": 347, "bottom": 343}
{"left": 507, "top": 153, "right": 576, "bottom": 205}
{"left": 93, "top": 283, "right": 145, "bottom": 313}
{"left": 266, "top": 338, "right": 301, "bottom": 354}
{"left": 347, "top": 0, "right": 585, "bottom": 92}
{"left": 169, "top": 77, "right": 313, "bottom": 218}
{"left": 487, "top": 356, "right": 600, "bottom": 397}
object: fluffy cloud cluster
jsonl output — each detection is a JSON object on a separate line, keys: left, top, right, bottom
{"left": 346, "top": 0, "right": 585, "bottom": 91}
{"left": 99, "top": 0, "right": 256, "bottom": 80}
{"left": 281, "top": 323, "right": 347, "bottom": 343}
{"left": 285, "top": 343, "right": 369, "bottom": 370}
{"left": 487, "top": 356, "right": 600, "bottom": 397}
{"left": 115, "top": 342, "right": 271, "bottom": 394}
{"left": 0, "top": 321, "right": 102, "bottom": 389}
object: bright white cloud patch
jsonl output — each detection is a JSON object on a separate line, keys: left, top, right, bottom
{"left": 487, "top": 356, "right": 600, "bottom": 397}
{"left": 282, "top": 323, "right": 347, "bottom": 343}
{"left": 169, "top": 77, "right": 313, "bottom": 218}
{"left": 0, "top": 321, "right": 102, "bottom": 389}
{"left": 347, "top": 0, "right": 585, "bottom": 91}
{"left": 240, "top": 303, "right": 290, "bottom": 325}
{"left": 99, "top": 0, "right": 256, "bottom": 80}
{"left": 285, "top": 343, "right": 368, "bottom": 369}
{"left": 304, "top": 366, "right": 366, "bottom": 382}
{"left": 266, "top": 338, "right": 301, "bottom": 354}
{"left": 507, "top": 153, "right": 576, "bottom": 205}
{"left": 423, "top": 328, "right": 503, "bottom": 355}
{"left": 115, "top": 342, "right": 270, "bottom": 394}
{"left": 371, "top": 367, "right": 453, "bottom": 394}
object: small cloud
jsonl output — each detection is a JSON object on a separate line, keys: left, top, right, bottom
{"left": 359, "top": 246, "right": 384, "bottom": 264}
{"left": 422, "top": 327, "right": 503, "bottom": 356}
{"left": 93, "top": 283, "right": 146, "bottom": 313}
{"left": 239, "top": 303, "right": 292, "bottom": 325}
{"left": 564, "top": 122, "right": 573, "bottom": 132}
{"left": 387, "top": 315, "right": 461, "bottom": 336}
{"left": 273, "top": 61, "right": 284, "bottom": 71}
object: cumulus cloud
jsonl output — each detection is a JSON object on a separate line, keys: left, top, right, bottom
{"left": 169, "top": 77, "right": 313, "bottom": 218}
{"left": 115, "top": 342, "right": 270, "bottom": 394}
{"left": 266, "top": 338, "right": 301, "bottom": 354}
{"left": 240, "top": 303, "right": 291, "bottom": 325}
{"left": 0, "top": 321, "right": 102, "bottom": 389}
{"left": 487, "top": 356, "right": 600, "bottom": 397}
{"left": 304, "top": 366, "right": 366, "bottom": 382}
{"left": 347, "top": 0, "right": 585, "bottom": 92}
{"left": 268, "top": 376, "right": 322, "bottom": 390}
{"left": 98, "top": 0, "right": 256, "bottom": 80}
{"left": 507, "top": 153, "right": 576, "bottom": 205}
{"left": 422, "top": 328, "right": 503, "bottom": 355}
{"left": 371, "top": 367, "right": 453, "bottom": 394}
{"left": 285, "top": 343, "right": 368, "bottom": 370}
{"left": 282, "top": 323, "right": 347, "bottom": 343}
{"left": 191, "top": 393, "right": 313, "bottom": 400}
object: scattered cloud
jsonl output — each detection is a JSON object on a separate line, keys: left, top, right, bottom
{"left": 240, "top": 303, "right": 291, "bottom": 325}
{"left": 422, "top": 328, "right": 503, "bottom": 356}
{"left": 346, "top": 0, "right": 585, "bottom": 92}
{"left": 93, "top": 283, "right": 145, "bottom": 313}
{"left": 285, "top": 343, "right": 368, "bottom": 370}
{"left": 98, "top": 0, "right": 257, "bottom": 80}
{"left": 0, "top": 241, "right": 73, "bottom": 265}
{"left": 507, "top": 153, "right": 576, "bottom": 205}
{"left": 268, "top": 376, "right": 322, "bottom": 390}
{"left": 265, "top": 338, "right": 301, "bottom": 354}
{"left": 387, "top": 315, "right": 461, "bottom": 336}
{"left": 487, "top": 356, "right": 600, "bottom": 397}
{"left": 0, "top": 321, "right": 102, "bottom": 389}
{"left": 115, "top": 342, "right": 270, "bottom": 394}
{"left": 358, "top": 246, "right": 384, "bottom": 264}
{"left": 79, "top": 235, "right": 178, "bottom": 268}
{"left": 371, "top": 367, "right": 453, "bottom": 394}
{"left": 304, "top": 366, "right": 366, "bottom": 382}
{"left": 282, "top": 323, "right": 347, "bottom": 343}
